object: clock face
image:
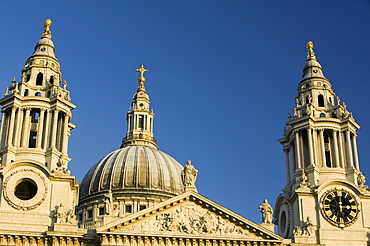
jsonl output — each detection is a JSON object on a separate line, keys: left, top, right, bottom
{"left": 321, "top": 189, "right": 359, "bottom": 228}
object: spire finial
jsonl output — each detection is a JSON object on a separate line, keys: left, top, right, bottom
{"left": 306, "top": 41, "right": 316, "bottom": 60}
{"left": 42, "top": 19, "right": 52, "bottom": 38}
{"left": 136, "top": 64, "right": 148, "bottom": 92}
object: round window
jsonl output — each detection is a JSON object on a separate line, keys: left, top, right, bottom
{"left": 280, "top": 210, "right": 287, "bottom": 232}
{"left": 14, "top": 179, "right": 38, "bottom": 200}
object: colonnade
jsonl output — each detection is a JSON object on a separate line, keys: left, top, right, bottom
{"left": 127, "top": 113, "right": 154, "bottom": 133}
{"left": 0, "top": 105, "right": 70, "bottom": 153}
{"left": 284, "top": 127, "right": 360, "bottom": 182}
{"left": 80, "top": 198, "right": 157, "bottom": 229}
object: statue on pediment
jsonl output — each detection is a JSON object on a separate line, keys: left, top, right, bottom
{"left": 259, "top": 199, "right": 273, "bottom": 224}
{"left": 181, "top": 160, "right": 198, "bottom": 187}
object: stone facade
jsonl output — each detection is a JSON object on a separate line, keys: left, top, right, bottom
{"left": 0, "top": 21, "right": 368, "bottom": 246}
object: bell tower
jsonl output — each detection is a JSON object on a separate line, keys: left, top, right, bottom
{"left": 274, "top": 42, "right": 370, "bottom": 246}
{"left": 0, "top": 20, "right": 78, "bottom": 232}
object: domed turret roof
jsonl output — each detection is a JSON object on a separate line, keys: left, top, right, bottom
{"left": 80, "top": 146, "right": 185, "bottom": 199}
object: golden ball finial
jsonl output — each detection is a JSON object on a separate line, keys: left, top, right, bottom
{"left": 306, "top": 41, "right": 316, "bottom": 59}
{"left": 42, "top": 19, "right": 52, "bottom": 38}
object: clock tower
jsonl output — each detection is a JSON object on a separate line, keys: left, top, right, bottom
{"left": 0, "top": 19, "right": 79, "bottom": 233}
{"left": 274, "top": 42, "right": 370, "bottom": 246}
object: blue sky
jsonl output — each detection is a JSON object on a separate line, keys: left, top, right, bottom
{"left": 1, "top": 1, "right": 370, "bottom": 224}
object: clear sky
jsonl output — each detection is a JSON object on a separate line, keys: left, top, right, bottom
{"left": 1, "top": 0, "right": 370, "bottom": 225}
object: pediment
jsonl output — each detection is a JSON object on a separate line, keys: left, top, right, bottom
{"left": 97, "top": 191, "right": 282, "bottom": 241}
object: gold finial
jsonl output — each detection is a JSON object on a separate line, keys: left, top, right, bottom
{"left": 306, "top": 41, "right": 316, "bottom": 59}
{"left": 136, "top": 64, "right": 148, "bottom": 91}
{"left": 42, "top": 19, "right": 52, "bottom": 38}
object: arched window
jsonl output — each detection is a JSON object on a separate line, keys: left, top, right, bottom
{"left": 324, "top": 132, "right": 332, "bottom": 167}
{"left": 320, "top": 113, "right": 326, "bottom": 118}
{"left": 36, "top": 72, "right": 43, "bottom": 86}
{"left": 32, "top": 111, "right": 40, "bottom": 123}
{"left": 24, "top": 89, "right": 28, "bottom": 96}
{"left": 318, "top": 94, "right": 324, "bottom": 107}
{"left": 28, "top": 131, "right": 37, "bottom": 148}
{"left": 306, "top": 95, "right": 311, "bottom": 105}
{"left": 26, "top": 74, "right": 31, "bottom": 82}
{"left": 35, "top": 92, "right": 41, "bottom": 97}
{"left": 50, "top": 76, "right": 54, "bottom": 84}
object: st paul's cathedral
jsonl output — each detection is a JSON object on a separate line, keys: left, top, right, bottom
{"left": 0, "top": 19, "right": 369, "bottom": 246}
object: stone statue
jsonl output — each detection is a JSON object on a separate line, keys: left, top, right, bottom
{"left": 259, "top": 199, "right": 273, "bottom": 224}
{"left": 358, "top": 172, "right": 366, "bottom": 186}
{"left": 55, "top": 203, "right": 75, "bottom": 224}
{"left": 55, "top": 203, "right": 68, "bottom": 223}
{"left": 181, "top": 160, "right": 198, "bottom": 187}
{"left": 104, "top": 190, "right": 113, "bottom": 215}
{"left": 302, "top": 216, "right": 314, "bottom": 236}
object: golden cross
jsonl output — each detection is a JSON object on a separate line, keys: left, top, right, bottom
{"left": 136, "top": 65, "right": 148, "bottom": 77}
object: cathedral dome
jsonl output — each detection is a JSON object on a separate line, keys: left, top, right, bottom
{"left": 79, "top": 146, "right": 185, "bottom": 200}
{"left": 77, "top": 65, "right": 197, "bottom": 227}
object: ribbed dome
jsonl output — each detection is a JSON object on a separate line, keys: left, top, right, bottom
{"left": 80, "top": 146, "right": 185, "bottom": 200}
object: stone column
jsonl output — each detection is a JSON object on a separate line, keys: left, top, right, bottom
{"left": 295, "top": 131, "right": 302, "bottom": 169}
{"left": 7, "top": 106, "right": 17, "bottom": 146}
{"left": 50, "top": 109, "right": 59, "bottom": 148}
{"left": 0, "top": 110, "right": 6, "bottom": 148}
{"left": 319, "top": 129, "right": 326, "bottom": 167}
{"left": 21, "top": 108, "right": 31, "bottom": 147}
{"left": 62, "top": 114, "right": 70, "bottom": 154}
{"left": 14, "top": 108, "right": 24, "bottom": 147}
{"left": 134, "top": 114, "right": 137, "bottom": 129}
{"left": 127, "top": 115, "right": 131, "bottom": 132}
{"left": 290, "top": 143, "right": 296, "bottom": 171}
{"left": 312, "top": 128, "right": 318, "bottom": 166}
{"left": 36, "top": 109, "right": 46, "bottom": 148}
{"left": 307, "top": 127, "right": 314, "bottom": 166}
{"left": 352, "top": 134, "right": 360, "bottom": 170}
{"left": 43, "top": 110, "right": 51, "bottom": 149}
{"left": 332, "top": 130, "right": 340, "bottom": 168}
{"left": 346, "top": 130, "right": 354, "bottom": 167}
{"left": 93, "top": 204, "right": 98, "bottom": 221}
{"left": 338, "top": 130, "right": 345, "bottom": 168}
{"left": 284, "top": 148, "right": 291, "bottom": 183}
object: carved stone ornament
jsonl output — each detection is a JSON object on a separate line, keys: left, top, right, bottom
{"left": 298, "top": 169, "right": 310, "bottom": 189}
{"left": 55, "top": 203, "right": 76, "bottom": 224}
{"left": 3, "top": 168, "right": 48, "bottom": 210}
{"left": 115, "top": 202, "right": 251, "bottom": 238}
{"left": 293, "top": 216, "right": 315, "bottom": 237}
{"left": 51, "top": 154, "right": 70, "bottom": 175}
